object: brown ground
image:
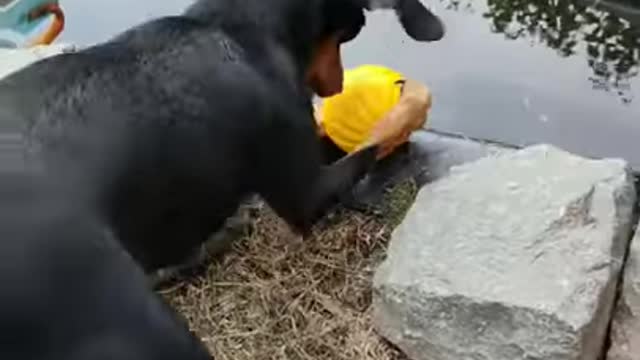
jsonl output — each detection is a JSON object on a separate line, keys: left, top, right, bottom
{"left": 159, "top": 180, "right": 418, "bottom": 360}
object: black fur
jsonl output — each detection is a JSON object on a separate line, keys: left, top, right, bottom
{"left": 0, "top": 170, "right": 212, "bottom": 360}
{"left": 0, "top": 0, "right": 443, "bottom": 275}
{"left": 0, "top": 0, "right": 444, "bottom": 357}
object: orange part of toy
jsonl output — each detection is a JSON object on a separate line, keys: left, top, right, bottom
{"left": 27, "top": 3, "right": 65, "bottom": 47}
{"left": 318, "top": 65, "right": 405, "bottom": 154}
{"left": 362, "top": 79, "right": 432, "bottom": 158}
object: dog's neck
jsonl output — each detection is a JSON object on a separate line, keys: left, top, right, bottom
{"left": 183, "top": 0, "right": 318, "bottom": 65}
{"left": 181, "top": 0, "right": 365, "bottom": 110}
{"left": 182, "top": 0, "right": 327, "bottom": 98}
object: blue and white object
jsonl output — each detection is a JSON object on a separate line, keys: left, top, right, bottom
{"left": 0, "top": 0, "right": 56, "bottom": 34}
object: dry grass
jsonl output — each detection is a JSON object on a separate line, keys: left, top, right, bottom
{"left": 158, "top": 180, "right": 418, "bottom": 360}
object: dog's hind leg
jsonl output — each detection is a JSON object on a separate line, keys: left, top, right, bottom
{"left": 147, "top": 212, "right": 253, "bottom": 288}
{"left": 147, "top": 248, "right": 207, "bottom": 288}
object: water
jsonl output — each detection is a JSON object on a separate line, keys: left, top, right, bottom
{"left": 11, "top": 0, "right": 640, "bottom": 167}
{"left": 342, "top": 0, "right": 640, "bottom": 167}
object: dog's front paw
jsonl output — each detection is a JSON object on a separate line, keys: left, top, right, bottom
{"left": 338, "top": 186, "right": 383, "bottom": 216}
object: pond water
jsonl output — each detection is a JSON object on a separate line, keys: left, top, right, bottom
{"left": 16, "top": 0, "right": 640, "bottom": 167}
{"left": 342, "top": 0, "right": 640, "bottom": 168}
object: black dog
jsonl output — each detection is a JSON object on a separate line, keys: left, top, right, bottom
{"left": 0, "top": 170, "right": 212, "bottom": 360}
{"left": 0, "top": 0, "right": 445, "bottom": 276}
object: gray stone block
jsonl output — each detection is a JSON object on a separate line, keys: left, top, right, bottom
{"left": 373, "top": 144, "right": 637, "bottom": 360}
{"left": 607, "top": 227, "right": 640, "bottom": 360}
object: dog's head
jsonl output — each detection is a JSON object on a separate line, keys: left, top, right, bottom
{"left": 184, "top": 0, "right": 444, "bottom": 97}
{"left": 309, "top": 0, "right": 445, "bottom": 97}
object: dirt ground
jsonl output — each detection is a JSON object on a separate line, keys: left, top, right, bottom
{"left": 158, "top": 180, "right": 418, "bottom": 360}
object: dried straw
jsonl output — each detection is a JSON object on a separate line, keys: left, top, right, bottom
{"left": 160, "top": 180, "right": 418, "bottom": 360}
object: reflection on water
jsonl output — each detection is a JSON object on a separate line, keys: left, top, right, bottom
{"left": 455, "top": 0, "right": 640, "bottom": 104}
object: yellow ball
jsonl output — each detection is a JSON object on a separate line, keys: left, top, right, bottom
{"left": 318, "top": 64, "right": 405, "bottom": 153}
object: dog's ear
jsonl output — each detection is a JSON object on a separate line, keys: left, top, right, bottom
{"left": 359, "top": 0, "right": 445, "bottom": 42}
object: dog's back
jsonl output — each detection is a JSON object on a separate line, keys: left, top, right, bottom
{"left": 0, "top": 10, "right": 292, "bottom": 268}
{"left": 0, "top": 171, "right": 212, "bottom": 360}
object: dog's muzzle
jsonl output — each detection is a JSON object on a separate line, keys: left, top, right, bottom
{"left": 361, "top": 0, "right": 445, "bottom": 42}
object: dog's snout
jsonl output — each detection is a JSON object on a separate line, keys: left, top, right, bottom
{"left": 358, "top": 0, "right": 446, "bottom": 42}
{"left": 396, "top": 0, "right": 445, "bottom": 41}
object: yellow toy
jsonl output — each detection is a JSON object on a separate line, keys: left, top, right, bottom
{"left": 315, "top": 64, "right": 432, "bottom": 159}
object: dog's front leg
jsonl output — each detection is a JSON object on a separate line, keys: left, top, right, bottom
{"left": 308, "top": 144, "right": 379, "bottom": 217}
{"left": 255, "top": 113, "right": 378, "bottom": 235}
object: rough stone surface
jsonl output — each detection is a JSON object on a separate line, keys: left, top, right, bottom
{"left": 0, "top": 43, "right": 76, "bottom": 79}
{"left": 372, "top": 144, "right": 637, "bottom": 360}
{"left": 607, "top": 227, "right": 640, "bottom": 360}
